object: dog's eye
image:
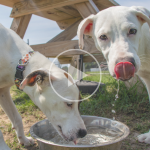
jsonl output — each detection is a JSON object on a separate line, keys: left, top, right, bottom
{"left": 67, "top": 103, "right": 72, "bottom": 107}
{"left": 100, "top": 35, "right": 108, "bottom": 40}
{"left": 129, "top": 29, "right": 137, "bottom": 35}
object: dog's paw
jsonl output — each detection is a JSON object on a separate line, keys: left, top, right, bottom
{"left": 19, "top": 136, "right": 35, "bottom": 146}
{"left": 138, "top": 132, "right": 150, "bottom": 144}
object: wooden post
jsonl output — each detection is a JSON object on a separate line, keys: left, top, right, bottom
{"left": 68, "top": 55, "right": 80, "bottom": 78}
{"left": 48, "top": 19, "right": 81, "bottom": 42}
{"left": 10, "top": 14, "right": 32, "bottom": 38}
{"left": 47, "top": 19, "right": 82, "bottom": 74}
{"left": 74, "top": 0, "right": 99, "bottom": 77}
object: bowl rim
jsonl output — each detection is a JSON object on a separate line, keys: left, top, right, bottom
{"left": 30, "top": 115, "right": 130, "bottom": 148}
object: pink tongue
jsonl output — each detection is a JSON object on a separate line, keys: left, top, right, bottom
{"left": 73, "top": 139, "right": 79, "bottom": 145}
{"left": 74, "top": 140, "right": 77, "bottom": 145}
{"left": 114, "top": 62, "right": 135, "bottom": 80}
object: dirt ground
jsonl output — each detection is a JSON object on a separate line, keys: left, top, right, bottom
{"left": 0, "top": 108, "right": 45, "bottom": 150}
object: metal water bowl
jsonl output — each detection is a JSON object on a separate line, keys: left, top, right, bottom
{"left": 30, "top": 115, "right": 129, "bottom": 150}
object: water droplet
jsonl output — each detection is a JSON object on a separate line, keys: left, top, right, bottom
{"left": 112, "top": 110, "right": 116, "bottom": 113}
{"left": 112, "top": 80, "right": 119, "bottom": 122}
{"left": 115, "top": 94, "right": 118, "bottom": 99}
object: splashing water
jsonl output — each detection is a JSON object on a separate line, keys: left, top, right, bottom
{"left": 46, "top": 126, "right": 123, "bottom": 145}
{"left": 112, "top": 80, "right": 119, "bottom": 120}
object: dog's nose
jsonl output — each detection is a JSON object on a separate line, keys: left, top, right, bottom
{"left": 114, "top": 57, "right": 135, "bottom": 81}
{"left": 77, "top": 129, "right": 87, "bottom": 138}
{"left": 115, "top": 57, "right": 135, "bottom": 67}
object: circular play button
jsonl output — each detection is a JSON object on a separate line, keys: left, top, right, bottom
{"left": 49, "top": 49, "right": 102, "bottom": 102}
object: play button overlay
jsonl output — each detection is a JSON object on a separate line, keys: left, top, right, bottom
{"left": 67, "top": 65, "right": 89, "bottom": 87}
{"left": 49, "top": 49, "right": 102, "bottom": 102}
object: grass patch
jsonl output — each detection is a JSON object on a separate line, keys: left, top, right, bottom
{"left": 81, "top": 72, "right": 150, "bottom": 133}
{"left": 10, "top": 86, "right": 38, "bottom": 114}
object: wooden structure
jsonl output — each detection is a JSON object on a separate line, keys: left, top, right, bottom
{"left": 0, "top": 0, "right": 146, "bottom": 94}
{"left": 0, "top": 0, "right": 119, "bottom": 65}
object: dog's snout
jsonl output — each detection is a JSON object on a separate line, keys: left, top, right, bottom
{"left": 77, "top": 129, "right": 87, "bottom": 138}
{"left": 114, "top": 56, "right": 136, "bottom": 81}
{"left": 115, "top": 57, "right": 135, "bottom": 67}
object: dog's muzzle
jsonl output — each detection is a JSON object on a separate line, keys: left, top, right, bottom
{"left": 114, "top": 59, "right": 135, "bottom": 81}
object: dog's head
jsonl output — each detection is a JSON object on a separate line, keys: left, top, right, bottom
{"left": 20, "top": 69, "right": 86, "bottom": 143}
{"left": 77, "top": 6, "right": 150, "bottom": 81}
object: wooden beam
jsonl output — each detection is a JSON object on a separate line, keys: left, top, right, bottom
{"left": 33, "top": 6, "right": 82, "bottom": 30}
{"left": 10, "top": 14, "right": 32, "bottom": 38}
{"left": 10, "top": 0, "right": 88, "bottom": 18}
{"left": 59, "top": 55, "right": 105, "bottom": 64}
{"left": 88, "top": 0, "right": 99, "bottom": 13}
{"left": 59, "top": 57, "right": 72, "bottom": 64}
{"left": 34, "top": 9, "right": 74, "bottom": 22}
{"left": 0, "top": 0, "right": 14, "bottom": 7}
{"left": 57, "top": 17, "right": 82, "bottom": 30}
{"left": 75, "top": 2, "right": 92, "bottom": 18}
{"left": 75, "top": 0, "right": 99, "bottom": 18}
{"left": 31, "top": 39, "right": 100, "bottom": 57}
{"left": 84, "top": 55, "right": 105, "bottom": 62}
{"left": 31, "top": 40, "right": 78, "bottom": 57}
{"left": 109, "top": 0, "right": 119, "bottom": 6}
{"left": 48, "top": 19, "right": 82, "bottom": 42}
{"left": 56, "top": 6, "right": 81, "bottom": 18}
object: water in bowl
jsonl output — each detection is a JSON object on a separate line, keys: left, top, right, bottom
{"left": 43, "top": 125, "right": 123, "bottom": 146}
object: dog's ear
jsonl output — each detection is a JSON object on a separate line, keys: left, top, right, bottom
{"left": 19, "top": 69, "right": 56, "bottom": 90}
{"left": 131, "top": 6, "right": 150, "bottom": 27}
{"left": 64, "top": 72, "right": 74, "bottom": 84}
{"left": 77, "top": 14, "right": 95, "bottom": 50}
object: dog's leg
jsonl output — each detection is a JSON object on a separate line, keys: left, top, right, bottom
{"left": 0, "top": 87, "right": 34, "bottom": 146}
{"left": 0, "top": 129, "right": 11, "bottom": 150}
{"left": 138, "top": 131, "right": 150, "bottom": 144}
{"left": 137, "top": 77, "right": 150, "bottom": 144}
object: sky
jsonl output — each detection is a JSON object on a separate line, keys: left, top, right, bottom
{"left": 0, "top": 0, "right": 150, "bottom": 45}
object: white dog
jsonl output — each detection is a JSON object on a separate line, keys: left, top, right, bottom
{"left": 77, "top": 6, "right": 150, "bottom": 144}
{"left": 0, "top": 24, "right": 87, "bottom": 149}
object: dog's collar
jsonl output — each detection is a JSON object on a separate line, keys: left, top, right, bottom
{"left": 15, "top": 51, "right": 35, "bottom": 89}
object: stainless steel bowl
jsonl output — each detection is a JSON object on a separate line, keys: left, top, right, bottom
{"left": 30, "top": 115, "right": 129, "bottom": 150}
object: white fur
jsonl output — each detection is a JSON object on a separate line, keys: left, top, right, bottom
{"left": 77, "top": 6, "right": 150, "bottom": 144}
{"left": 0, "top": 24, "right": 86, "bottom": 149}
